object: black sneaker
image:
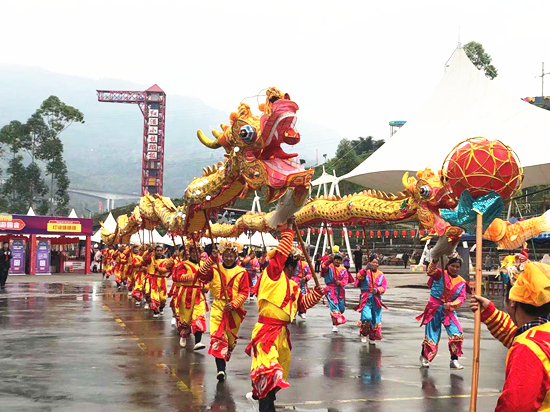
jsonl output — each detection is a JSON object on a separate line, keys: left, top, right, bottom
{"left": 216, "top": 371, "right": 226, "bottom": 381}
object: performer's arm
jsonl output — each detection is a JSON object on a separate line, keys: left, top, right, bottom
{"left": 376, "top": 274, "right": 387, "bottom": 295}
{"left": 446, "top": 284, "right": 466, "bottom": 311}
{"left": 495, "top": 344, "right": 550, "bottom": 412}
{"left": 427, "top": 261, "right": 442, "bottom": 280}
{"left": 174, "top": 264, "right": 195, "bottom": 283}
{"left": 265, "top": 229, "right": 294, "bottom": 281}
{"left": 197, "top": 257, "right": 215, "bottom": 283}
{"left": 297, "top": 286, "right": 325, "bottom": 313}
{"left": 142, "top": 251, "right": 152, "bottom": 265}
{"left": 480, "top": 301, "right": 517, "bottom": 348}
{"left": 230, "top": 272, "right": 250, "bottom": 309}
{"left": 356, "top": 269, "right": 366, "bottom": 281}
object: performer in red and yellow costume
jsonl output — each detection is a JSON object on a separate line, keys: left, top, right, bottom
{"left": 471, "top": 259, "right": 550, "bottom": 411}
{"left": 142, "top": 244, "right": 172, "bottom": 318}
{"left": 172, "top": 240, "right": 208, "bottom": 349}
{"left": 101, "top": 246, "right": 113, "bottom": 279}
{"left": 168, "top": 246, "right": 186, "bottom": 328}
{"left": 245, "top": 219, "right": 324, "bottom": 411}
{"left": 129, "top": 245, "right": 146, "bottom": 306}
{"left": 198, "top": 240, "right": 250, "bottom": 381}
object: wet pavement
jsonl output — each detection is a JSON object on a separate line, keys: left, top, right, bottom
{"left": 0, "top": 278, "right": 507, "bottom": 412}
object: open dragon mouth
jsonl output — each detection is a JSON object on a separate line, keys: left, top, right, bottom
{"left": 261, "top": 158, "right": 306, "bottom": 188}
{"left": 258, "top": 99, "right": 300, "bottom": 160}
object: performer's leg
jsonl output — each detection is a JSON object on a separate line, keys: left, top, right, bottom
{"left": 360, "top": 302, "right": 373, "bottom": 337}
{"left": 421, "top": 312, "right": 443, "bottom": 362}
{"left": 445, "top": 315, "right": 464, "bottom": 361}
{"left": 370, "top": 305, "right": 383, "bottom": 341}
{"left": 259, "top": 389, "right": 277, "bottom": 412}
{"left": 215, "top": 357, "right": 226, "bottom": 372}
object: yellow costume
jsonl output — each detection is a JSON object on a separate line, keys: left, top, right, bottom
{"left": 245, "top": 229, "right": 323, "bottom": 400}
{"left": 172, "top": 259, "right": 207, "bottom": 338}
{"left": 143, "top": 251, "right": 171, "bottom": 314}
{"left": 130, "top": 252, "right": 145, "bottom": 303}
{"left": 199, "top": 257, "right": 249, "bottom": 361}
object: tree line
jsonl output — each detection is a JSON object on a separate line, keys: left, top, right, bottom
{"left": 0, "top": 96, "right": 84, "bottom": 216}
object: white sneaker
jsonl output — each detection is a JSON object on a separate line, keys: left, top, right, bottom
{"left": 298, "top": 313, "right": 306, "bottom": 319}
{"left": 135, "top": 301, "right": 141, "bottom": 307}
{"left": 420, "top": 355, "right": 430, "bottom": 368}
{"left": 216, "top": 371, "right": 226, "bottom": 381}
{"left": 179, "top": 337, "right": 187, "bottom": 348}
{"left": 128, "top": 291, "right": 132, "bottom": 297}
{"left": 332, "top": 326, "right": 339, "bottom": 333}
{"left": 144, "top": 303, "right": 149, "bottom": 310}
{"left": 361, "top": 336, "right": 368, "bottom": 344}
{"left": 194, "top": 342, "right": 206, "bottom": 351}
{"left": 369, "top": 339, "right": 376, "bottom": 346}
{"left": 153, "top": 313, "right": 159, "bottom": 318}
{"left": 450, "top": 359, "right": 464, "bottom": 370}
{"left": 159, "top": 310, "right": 164, "bottom": 316}
{"left": 171, "top": 317, "right": 176, "bottom": 326}
{"left": 245, "top": 392, "right": 259, "bottom": 412}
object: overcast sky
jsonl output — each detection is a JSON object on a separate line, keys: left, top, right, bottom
{"left": 2, "top": 0, "right": 550, "bottom": 152}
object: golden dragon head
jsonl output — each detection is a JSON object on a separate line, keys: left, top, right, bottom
{"left": 401, "top": 168, "right": 458, "bottom": 236}
{"left": 195, "top": 87, "right": 313, "bottom": 204}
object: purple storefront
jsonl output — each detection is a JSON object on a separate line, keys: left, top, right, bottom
{"left": 0, "top": 214, "right": 94, "bottom": 275}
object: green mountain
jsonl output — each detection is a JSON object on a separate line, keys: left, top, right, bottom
{"left": 0, "top": 65, "right": 339, "bottom": 213}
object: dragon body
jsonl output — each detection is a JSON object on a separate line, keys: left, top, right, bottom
{"left": 100, "top": 88, "right": 548, "bottom": 252}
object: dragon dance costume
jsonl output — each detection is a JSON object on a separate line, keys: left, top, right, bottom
{"left": 130, "top": 251, "right": 146, "bottom": 305}
{"left": 198, "top": 243, "right": 250, "bottom": 378}
{"left": 245, "top": 229, "right": 323, "bottom": 404}
{"left": 479, "top": 261, "right": 550, "bottom": 411}
{"left": 354, "top": 267, "right": 387, "bottom": 342}
{"left": 172, "top": 245, "right": 208, "bottom": 347}
{"left": 142, "top": 251, "right": 171, "bottom": 316}
{"left": 102, "top": 248, "right": 113, "bottom": 279}
{"left": 322, "top": 260, "right": 350, "bottom": 327}
{"left": 417, "top": 261, "right": 466, "bottom": 364}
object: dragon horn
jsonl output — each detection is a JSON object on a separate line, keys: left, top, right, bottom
{"left": 402, "top": 172, "right": 410, "bottom": 189}
{"left": 212, "top": 129, "right": 223, "bottom": 139}
{"left": 197, "top": 129, "right": 222, "bottom": 149}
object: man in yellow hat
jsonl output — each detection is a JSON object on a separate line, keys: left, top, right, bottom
{"left": 471, "top": 260, "right": 550, "bottom": 411}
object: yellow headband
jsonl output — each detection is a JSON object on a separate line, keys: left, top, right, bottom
{"left": 509, "top": 262, "right": 550, "bottom": 307}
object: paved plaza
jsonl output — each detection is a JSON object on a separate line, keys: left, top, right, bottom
{"left": 0, "top": 272, "right": 507, "bottom": 411}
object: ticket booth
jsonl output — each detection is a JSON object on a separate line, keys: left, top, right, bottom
{"left": 0, "top": 214, "right": 94, "bottom": 275}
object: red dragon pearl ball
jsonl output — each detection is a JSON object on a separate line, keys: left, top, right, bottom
{"left": 443, "top": 137, "right": 523, "bottom": 201}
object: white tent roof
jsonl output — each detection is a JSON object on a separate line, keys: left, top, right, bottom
{"left": 342, "top": 47, "right": 550, "bottom": 192}
{"left": 91, "top": 229, "right": 102, "bottom": 243}
{"left": 68, "top": 209, "right": 78, "bottom": 218}
{"left": 237, "top": 231, "right": 278, "bottom": 248}
{"left": 27, "top": 207, "right": 35, "bottom": 216}
{"left": 130, "top": 229, "right": 169, "bottom": 245}
{"left": 311, "top": 167, "right": 338, "bottom": 186}
{"left": 102, "top": 212, "right": 117, "bottom": 232}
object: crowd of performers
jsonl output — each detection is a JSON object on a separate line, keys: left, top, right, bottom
{"left": 99, "top": 227, "right": 550, "bottom": 411}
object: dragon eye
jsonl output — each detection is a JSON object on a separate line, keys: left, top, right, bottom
{"left": 419, "top": 185, "right": 432, "bottom": 198}
{"left": 239, "top": 125, "right": 257, "bottom": 142}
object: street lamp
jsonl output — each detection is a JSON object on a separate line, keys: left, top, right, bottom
{"left": 323, "top": 154, "right": 327, "bottom": 163}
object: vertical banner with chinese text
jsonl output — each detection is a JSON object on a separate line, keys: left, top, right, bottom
{"left": 35, "top": 239, "right": 51, "bottom": 275}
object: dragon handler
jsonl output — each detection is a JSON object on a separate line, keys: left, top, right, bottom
{"left": 245, "top": 218, "right": 325, "bottom": 412}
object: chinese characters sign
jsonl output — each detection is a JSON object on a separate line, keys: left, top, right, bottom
{"left": 0, "top": 216, "right": 26, "bottom": 231}
{"left": 47, "top": 220, "right": 82, "bottom": 233}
